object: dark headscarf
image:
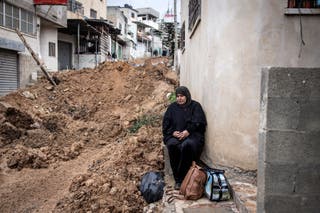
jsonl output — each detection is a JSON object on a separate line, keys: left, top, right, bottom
{"left": 175, "top": 86, "right": 192, "bottom": 106}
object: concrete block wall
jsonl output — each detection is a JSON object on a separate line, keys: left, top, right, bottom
{"left": 18, "top": 53, "right": 39, "bottom": 88}
{"left": 258, "top": 67, "right": 320, "bottom": 212}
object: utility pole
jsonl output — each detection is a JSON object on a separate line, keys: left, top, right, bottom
{"left": 174, "top": 0, "right": 178, "bottom": 72}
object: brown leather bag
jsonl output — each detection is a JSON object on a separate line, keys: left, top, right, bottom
{"left": 179, "top": 161, "right": 207, "bottom": 200}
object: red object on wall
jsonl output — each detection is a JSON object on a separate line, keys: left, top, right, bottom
{"left": 33, "top": 0, "right": 67, "bottom": 5}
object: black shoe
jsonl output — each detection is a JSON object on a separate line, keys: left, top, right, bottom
{"left": 174, "top": 182, "right": 181, "bottom": 190}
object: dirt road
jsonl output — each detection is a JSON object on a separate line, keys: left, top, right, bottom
{"left": 0, "top": 57, "right": 177, "bottom": 212}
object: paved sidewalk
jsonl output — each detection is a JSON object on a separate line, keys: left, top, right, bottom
{"left": 162, "top": 172, "right": 238, "bottom": 213}
{"left": 162, "top": 146, "right": 257, "bottom": 213}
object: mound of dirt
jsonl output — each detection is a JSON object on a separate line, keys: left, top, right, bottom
{"left": 0, "top": 57, "right": 178, "bottom": 212}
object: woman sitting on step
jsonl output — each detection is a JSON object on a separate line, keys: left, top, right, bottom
{"left": 162, "top": 86, "right": 207, "bottom": 190}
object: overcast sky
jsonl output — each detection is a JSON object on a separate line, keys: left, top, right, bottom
{"left": 107, "top": 0, "right": 180, "bottom": 20}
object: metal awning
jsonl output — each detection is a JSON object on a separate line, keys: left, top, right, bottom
{"left": 133, "top": 20, "right": 164, "bottom": 35}
{"left": 58, "top": 19, "right": 121, "bottom": 36}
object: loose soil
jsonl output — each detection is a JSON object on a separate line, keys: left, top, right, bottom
{"left": 0, "top": 57, "right": 178, "bottom": 213}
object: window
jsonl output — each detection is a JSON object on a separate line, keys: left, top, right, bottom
{"left": 13, "top": 6, "right": 19, "bottom": 29}
{"left": 131, "top": 12, "right": 135, "bottom": 18}
{"left": 288, "top": 0, "right": 320, "bottom": 8}
{"left": 5, "top": 4, "right": 20, "bottom": 29}
{"left": 286, "top": 0, "right": 320, "bottom": 14}
{"left": 0, "top": 2, "right": 35, "bottom": 34}
{"left": 5, "top": 4, "right": 13, "bottom": 28}
{"left": 188, "top": 0, "right": 201, "bottom": 36}
{"left": 180, "top": 22, "right": 185, "bottom": 51}
{"left": 0, "top": 1, "right": 3, "bottom": 26}
{"left": 21, "top": 10, "right": 34, "bottom": 34}
{"left": 49, "top": 42, "right": 55, "bottom": 57}
{"left": 90, "top": 9, "right": 97, "bottom": 18}
{"left": 67, "top": 0, "right": 84, "bottom": 15}
{"left": 119, "top": 23, "right": 122, "bottom": 31}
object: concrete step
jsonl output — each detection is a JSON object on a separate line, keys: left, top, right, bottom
{"left": 162, "top": 146, "right": 254, "bottom": 213}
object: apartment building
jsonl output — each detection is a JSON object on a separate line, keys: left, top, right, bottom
{"left": 135, "top": 7, "right": 163, "bottom": 58}
{"left": 107, "top": 4, "right": 165, "bottom": 59}
{"left": 107, "top": 6, "right": 128, "bottom": 60}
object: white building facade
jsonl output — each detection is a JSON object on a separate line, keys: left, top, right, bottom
{"left": 135, "top": 7, "right": 163, "bottom": 58}
{"left": 0, "top": 0, "right": 67, "bottom": 95}
{"left": 180, "top": 0, "right": 320, "bottom": 170}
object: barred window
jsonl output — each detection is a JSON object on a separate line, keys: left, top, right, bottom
{"left": 49, "top": 42, "right": 56, "bottom": 57}
{"left": 288, "top": 0, "right": 320, "bottom": 8}
{"left": 188, "top": 0, "right": 201, "bottom": 36}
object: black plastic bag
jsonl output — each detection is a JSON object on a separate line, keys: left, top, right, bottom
{"left": 139, "top": 171, "right": 165, "bottom": 203}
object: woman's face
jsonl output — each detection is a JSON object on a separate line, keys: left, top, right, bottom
{"left": 176, "top": 94, "right": 187, "bottom": 105}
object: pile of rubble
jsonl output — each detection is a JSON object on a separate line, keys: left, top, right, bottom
{"left": 0, "top": 57, "right": 178, "bottom": 212}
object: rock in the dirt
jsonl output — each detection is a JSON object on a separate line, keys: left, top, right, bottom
{"left": 0, "top": 113, "right": 5, "bottom": 123}
{"left": 109, "top": 187, "right": 118, "bottom": 195}
{"left": 123, "top": 94, "right": 133, "bottom": 102}
{"left": 70, "top": 142, "right": 84, "bottom": 153}
{"left": 25, "top": 129, "right": 50, "bottom": 148}
{"left": 45, "top": 85, "right": 54, "bottom": 91}
{"left": 0, "top": 101, "right": 12, "bottom": 113}
{"left": 5, "top": 107, "right": 35, "bottom": 129}
{"left": 0, "top": 122, "right": 22, "bottom": 142}
{"left": 85, "top": 179, "right": 95, "bottom": 187}
{"left": 98, "top": 140, "right": 107, "bottom": 145}
{"left": 7, "top": 146, "right": 48, "bottom": 170}
{"left": 91, "top": 203, "right": 100, "bottom": 211}
{"left": 163, "top": 70, "right": 178, "bottom": 86}
{"left": 135, "top": 84, "right": 141, "bottom": 91}
{"left": 22, "top": 91, "right": 36, "bottom": 100}
{"left": 30, "top": 122, "right": 41, "bottom": 129}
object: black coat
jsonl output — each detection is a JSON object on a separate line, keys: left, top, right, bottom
{"left": 162, "top": 100, "right": 207, "bottom": 143}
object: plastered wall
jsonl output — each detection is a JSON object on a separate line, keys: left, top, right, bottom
{"left": 78, "top": 0, "right": 107, "bottom": 19}
{"left": 40, "top": 25, "right": 58, "bottom": 71}
{"left": 180, "top": 0, "right": 320, "bottom": 169}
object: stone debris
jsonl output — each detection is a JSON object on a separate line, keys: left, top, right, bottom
{"left": 22, "top": 91, "right": 36, "bottom": 100}
{"left": 0, "top": 57, "right": 177, "bottom": 212}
